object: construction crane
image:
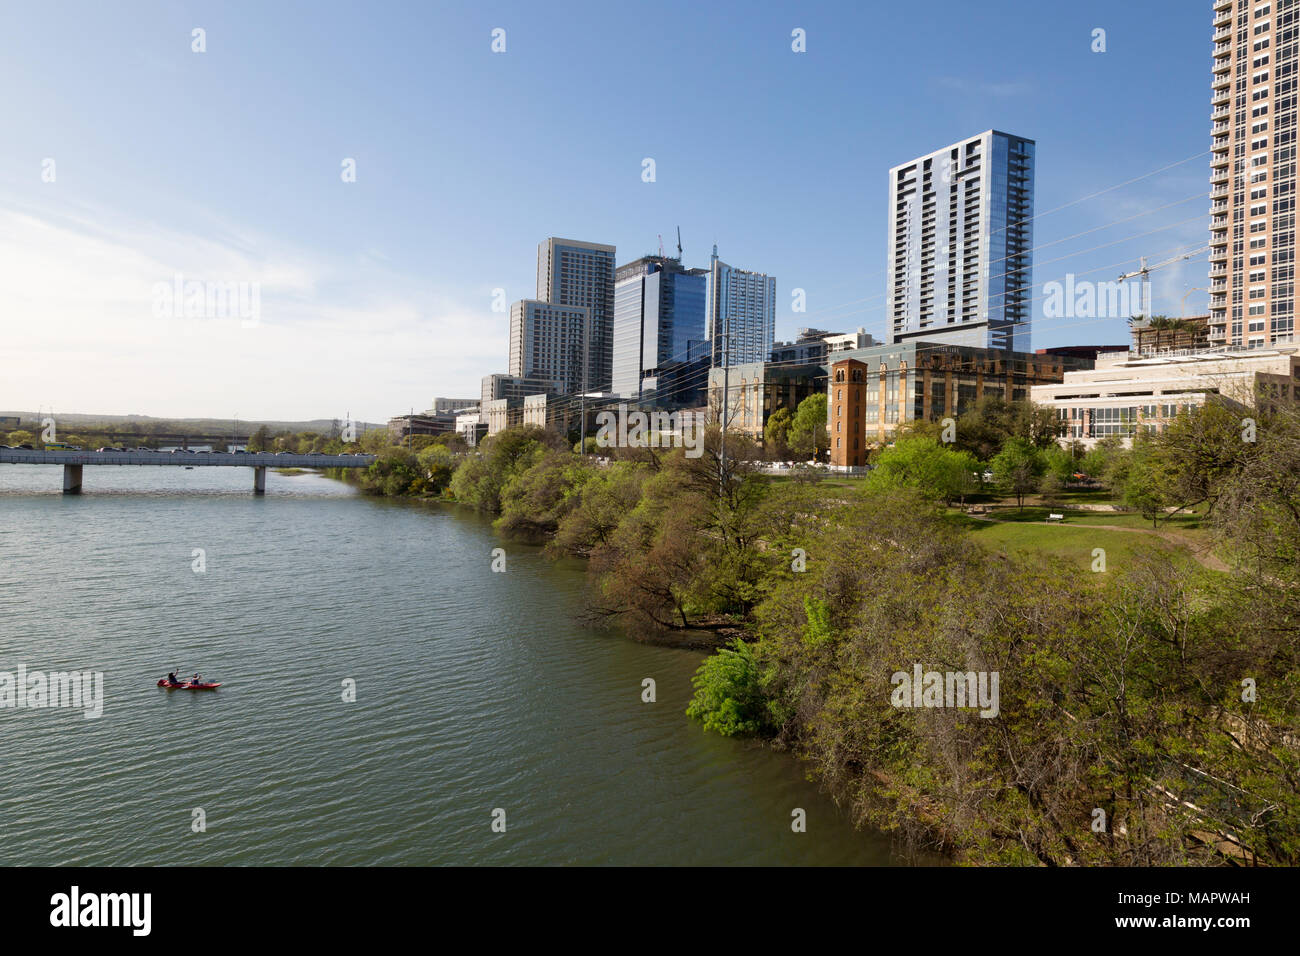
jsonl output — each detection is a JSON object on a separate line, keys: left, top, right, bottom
{"left": 658, "top": 234, "right": 664, "bottom": 258}
{"left": 1117, "top": 246, "right": 1210, "bottom": 321}
{"left": 676, "top": 226, "right": 683, "bottom": 260}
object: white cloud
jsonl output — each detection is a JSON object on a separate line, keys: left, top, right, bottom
{"left": 0, "top": 196, "right": 498, "bottom": 421}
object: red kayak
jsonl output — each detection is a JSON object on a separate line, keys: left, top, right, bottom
{"left": 157, "top": 679, "right": 222, "bottom": 690}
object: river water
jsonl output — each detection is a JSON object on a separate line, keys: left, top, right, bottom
{"left": 0, "top": 464, "right": 897, "bottom": 865}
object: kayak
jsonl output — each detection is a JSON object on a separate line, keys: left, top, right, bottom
{"left": 157, "top": 679, "right": 222, "bottom": 690}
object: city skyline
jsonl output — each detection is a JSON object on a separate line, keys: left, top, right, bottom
{"left": 1, "top": 1, "right": 1216, "bottom": 421}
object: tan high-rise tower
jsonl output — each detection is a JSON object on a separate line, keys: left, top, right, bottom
{"left": 1210, "top": 0, "right": 1297, "bottom": 348}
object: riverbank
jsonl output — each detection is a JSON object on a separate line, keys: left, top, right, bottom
{"left": 0, "top": 463, "right": 897, "bottom": 865}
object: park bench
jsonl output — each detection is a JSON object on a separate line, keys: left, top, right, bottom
{"left": 1046, "top": 513, "right": 1064, "bottom": 523}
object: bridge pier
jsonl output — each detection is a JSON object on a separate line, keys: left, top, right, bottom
{"left": 253, "top": 466, "right": 266, "bottom": 495}
{"left": 62, "top": 464, "right": 83, "bottom": 495}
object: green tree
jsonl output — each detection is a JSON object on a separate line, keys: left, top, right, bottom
{"left": 763, "top": 406, "right": 793, "bottom": 460}
{"left": 788, "top": 393, "right": 828, "bottom": 461}
{"left": 865, "top": 436, "right": 979, "bottom": 505}
{"left": 685, "top": 639, "right": 770, "bottom": 736}
{"left": 1120, "top": 444, "right": 1170, "bottom": 527}
{"left": 956, "top": 395, "right": 1065, "bottom": 459}
{"left": 449, "top": 425, "right": 566, "bottom": 512}
{"left": 417, "top": 444, "right": 459, "bottom": 495}
{"left": 990, "top": 437, "right": 1044, "bottom": 509}
{"left": 246, "top": 425, "right": 271, "bottom": 452}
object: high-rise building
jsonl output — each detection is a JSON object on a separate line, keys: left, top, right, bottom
{"left": 1209, "top": 0, "right": 1297, "bottom": 348}
{"left": 535, "top": 238, "right": 617, "bottom": 392}
{"left": 508, "top": 299, "right": 590, "bottom": 394}
{"left": 611, "top": 256, "right": 710, "bottom": 406}
{"left": 705, "top": 245, "right": 776, "bottom": 367}
{"left": 887, "top": 130, "right": 1034, "bottom": 352}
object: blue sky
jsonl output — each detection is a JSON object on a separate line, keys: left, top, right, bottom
{"left": 0, "top": 0, "right": 1213, "bottom": 421}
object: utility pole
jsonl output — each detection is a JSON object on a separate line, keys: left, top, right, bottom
{"left": 714, "top": 242, "right": 727, "bottom": 498}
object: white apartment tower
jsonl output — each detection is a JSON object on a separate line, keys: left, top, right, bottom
{"left": 887, "top": 130, "right": 1035, "bottom": 352}
{"left": 705, "top": 245, "right": 776, "bottom": 366}
{"left": 1209, "top": 0, "right": 1298, "bottom": 348}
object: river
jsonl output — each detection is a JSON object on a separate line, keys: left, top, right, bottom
{"left": 0, "top": 463, "right": 898, "bottom": 865}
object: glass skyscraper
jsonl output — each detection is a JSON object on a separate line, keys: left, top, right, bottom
{"left": 886, "top": 130, "right": 1034, "bottom": 352}
{"left": 612, "top": 256, "right": 709, "bottom": 407}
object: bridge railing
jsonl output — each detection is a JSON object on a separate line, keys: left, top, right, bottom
{"left": 0, "top": 449, "right": 376, "bottom": 467}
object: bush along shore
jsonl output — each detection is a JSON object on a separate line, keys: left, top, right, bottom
{"left": 324, "top": 400, "right": 1298, "bottom": 867}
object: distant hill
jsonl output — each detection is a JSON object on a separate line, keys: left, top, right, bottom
{"left": 0, "top": 411, "right": 382, "bottom": 435}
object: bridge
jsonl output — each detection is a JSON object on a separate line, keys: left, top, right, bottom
{"left": 0, "top": 448, "right": 375, "bottom": 494}
{"left": 66, "top": 433, "right": 255, "bottom": 448}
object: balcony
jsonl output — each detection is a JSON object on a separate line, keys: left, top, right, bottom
{"left": 1212, "top": 106, "right": 1231, "bottom": 121}
{"left": 1214, "top": 28, "right": 1233, "bottom": 43}
{"left": 1212, "top": 89, "right": 1232, "bottom": 107}
{"left": 1213, "top": 73, "right": 1232, "bottom": 90}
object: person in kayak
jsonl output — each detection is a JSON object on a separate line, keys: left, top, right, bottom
{"left": 191, "top": 674, "right": 202, "bottom": 685}
{"left": 167, "top": 672, "right": 180, "bottom": 686}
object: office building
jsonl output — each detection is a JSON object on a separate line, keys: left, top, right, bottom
{"left": 611, "top": 256, "right": 710, "bottom": 406}
{"left": 455, "top": 411, "right": 487, "bottom": 447}
{"left": 706, "top": 245, "right": 776, "bottom": 367}
{"left": 508, "top": 299, "right": 591, "bottom": 394}
{"left": 1209, "top": 1, "right": 1297, "bottom": 348}
{"left": 535, "top": 237, "right": 617, "bottom": 392}
{"left": 887, "top": 130, "right": 1035, "bottom": 352}
{"left": 1030, "top": 345, "right": 1300, "bottom": 448}
{"left": 429, "top": 397, "right": 478, "bottom": 415}
{"left": 481, "top": 372, "right": 553, "bottom": 411}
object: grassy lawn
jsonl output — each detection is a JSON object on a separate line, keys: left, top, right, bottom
{"left": 980, "top": 505, "right": 1208, "bottom": 534}
{"left": 952, "top": 514, "right": 1189, "bottom": 571}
